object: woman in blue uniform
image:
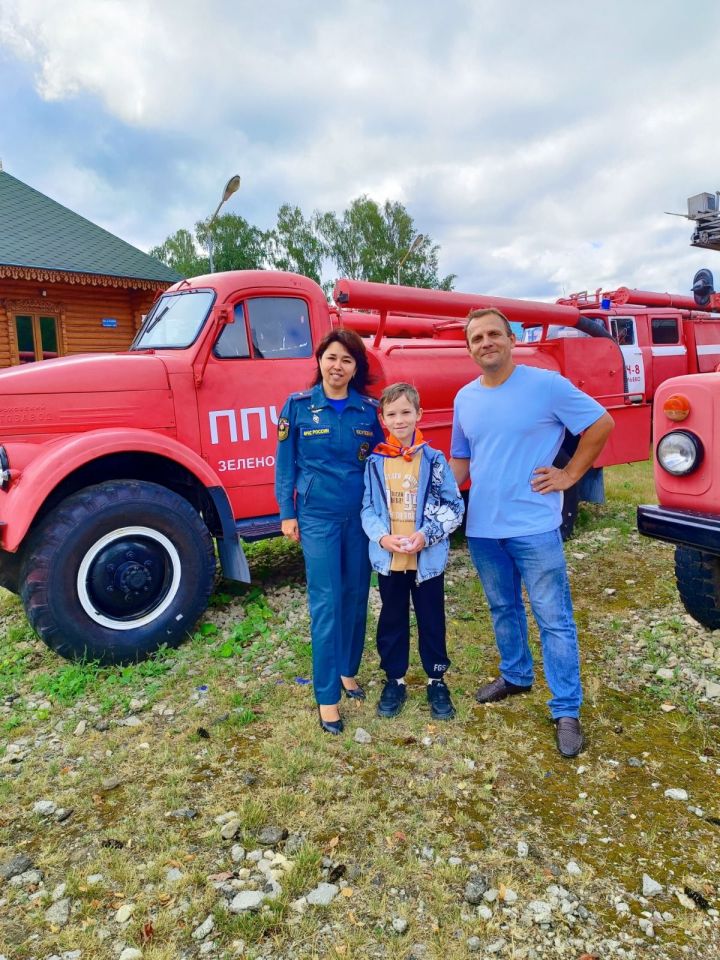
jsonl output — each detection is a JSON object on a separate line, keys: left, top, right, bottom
{"left": 275, "top": 329, "right": 384, "bottom": 734}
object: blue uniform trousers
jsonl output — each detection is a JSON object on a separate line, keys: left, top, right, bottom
{"left": 298, "top": 508, "right": 370, "bottom": 705}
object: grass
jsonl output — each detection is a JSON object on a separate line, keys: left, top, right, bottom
{"left": 605, "top": 457, "right": 657, "bottom": 506}
{"left": 0, "top": 460, "right": 719, "bottom": 959}
{"left": 575, "top": 457, "right": 657, "bottom": 537}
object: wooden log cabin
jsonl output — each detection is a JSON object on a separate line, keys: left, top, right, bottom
{"left": 0, "top": 167, "right": 180, "bottom": 367}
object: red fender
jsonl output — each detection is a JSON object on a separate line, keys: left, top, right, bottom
{"left": 0, "top": 428, "right": 225, "bottom": 552}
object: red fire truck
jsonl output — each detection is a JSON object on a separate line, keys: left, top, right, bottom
{"left": 636, "top": 270, "right": 720, "bottom": 628}
{"left": 521, "top": 285, "right": 720, "bottom": 404}
{"left": 0, "top": 269, "right": 701, "bottom": 664}
{"left": 637, "top": 372, "right": 720, "bottom": 629}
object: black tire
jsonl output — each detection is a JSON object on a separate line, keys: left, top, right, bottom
{"left": 553, "top": 450, "right": 579, "bottom": 541}
{"left": 674, "top": 546, "right": 720, "bottom": 630}
{"left": 19, "top": 480, "right": 216, "bottom": 665}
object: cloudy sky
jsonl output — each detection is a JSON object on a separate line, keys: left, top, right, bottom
{"left": 1, "top": 0, "right": 718, "bottom": 299}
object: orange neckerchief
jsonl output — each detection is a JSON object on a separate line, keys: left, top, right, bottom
{"left": 374, "top": 428, "right": 426, "bottom": 461}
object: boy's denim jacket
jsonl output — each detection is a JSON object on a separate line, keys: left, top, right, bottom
{"left": 361, "top": 445, "right": 464, "bottom": 584}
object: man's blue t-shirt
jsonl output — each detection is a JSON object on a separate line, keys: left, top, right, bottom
{"left": 451, "top": 365, "right": 606, "bottom": 538}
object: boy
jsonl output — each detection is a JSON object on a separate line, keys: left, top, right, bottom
{"left": 361, "top": 382, "right": 464, "bottom": 720}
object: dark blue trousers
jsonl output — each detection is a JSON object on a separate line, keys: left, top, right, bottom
{"left": 298, "top": 510, "right": 370, "bottom": 705}
{"left": 377, "top": 571, "right": 449, "bottom": 680}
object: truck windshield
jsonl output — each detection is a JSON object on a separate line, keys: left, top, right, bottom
{"left": 521, "top": 325, "right": 590, "bottom": 343}
{"left": 132, "top": 290, "right": 215, "bottom": 349}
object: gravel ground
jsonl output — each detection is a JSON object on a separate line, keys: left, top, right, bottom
{"left": 0, "top": 473, "right": 718, "bottom": 960}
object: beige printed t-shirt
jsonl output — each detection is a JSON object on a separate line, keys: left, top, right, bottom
{"left": 384, "top": 454, "right": 421, "bottom": 571}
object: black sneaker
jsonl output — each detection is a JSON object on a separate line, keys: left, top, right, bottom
{"left": 377, "top": 679, "right": 407, "bottom": 718}
{"left": 427, "top": 678, "right": 456, "bottom": 720}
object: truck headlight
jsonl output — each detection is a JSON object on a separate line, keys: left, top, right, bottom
{"left": 656, "top": 430, "right": 703, "bottom": 476}
{"left": 0, "top": 447, "right": 9, "bottom": 489}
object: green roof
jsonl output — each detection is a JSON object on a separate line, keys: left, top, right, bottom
{"left": 0, "top": 170, "right": 180, "bottom": 283}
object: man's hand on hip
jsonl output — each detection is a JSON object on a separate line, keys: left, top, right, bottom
{"left": 531, "top": 466, "right": 576, "bottom": 493}
{"left": 532, "top": 412, "right": 614, "bottom": 495}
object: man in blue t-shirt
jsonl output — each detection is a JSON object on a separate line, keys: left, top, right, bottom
{"left": 450, "top": 308, "right": 614, "bottom": 757}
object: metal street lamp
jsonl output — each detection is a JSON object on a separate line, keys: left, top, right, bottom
{"left": 207, "top": 174, "right": 241, "bottom": 273}
{"left": 396, "top": 233, "right": 424, "bottom": 285}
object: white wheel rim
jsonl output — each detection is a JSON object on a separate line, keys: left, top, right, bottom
{"left": 76, "top": 526, "right": 182, "bottom": 630}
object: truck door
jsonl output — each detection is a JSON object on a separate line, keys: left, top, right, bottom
{"left": 649, "top": 314, "right": 686, "bottom": 391}
{"left": 196, "top": 295, "right": 316, "bottom": 520}
{"left": 610, "top": 316, "right": 645, "bottom": 400}
{"left": 691, "top": 320, "right": 720, "bottom": 373}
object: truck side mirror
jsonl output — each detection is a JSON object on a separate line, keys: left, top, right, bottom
{"left": 217, "top": 306, "right": 234, "bottom": 325}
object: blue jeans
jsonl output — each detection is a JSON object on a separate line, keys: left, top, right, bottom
{"left": 467, "top": 529, "right": 582, "bottom": 718}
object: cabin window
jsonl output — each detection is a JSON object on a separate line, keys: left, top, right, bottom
{"left": 651, "top": 318, "right": 679, "bottom": 345}
{"left": 521, "top": 324, "right": 589, "bottom": 343}
{"left": 246, "top": 297, "right": 312, "bottom": 359}
{"left": 214, "top": 304, "right": 251, "bottom": 359}
{"left": 611, "top": 318, "right": 635, "bottom": 345}
{"left": 14, "top": 314, "right": 60, "bottom": 363}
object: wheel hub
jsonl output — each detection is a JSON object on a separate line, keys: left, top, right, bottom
{"left": 118, "top": 561, "right": 152, "bottom": 594}
{"left": 87, "top": 537, "right": 171, "bottom": 620}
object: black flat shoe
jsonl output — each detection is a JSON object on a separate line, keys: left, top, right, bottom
{"left": 554, "top": 716, "right": 585, "bottom": 757}
{"left": 317, "top": 707, "right": 344, "bottom": 735}
{"left": 342, "top": 682, "right": 366, "bottom": 701}
{"left": 475, "top": 675, "right": 532, "bottom": 704}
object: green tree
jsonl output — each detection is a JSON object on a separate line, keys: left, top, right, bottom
{"left": 267, "top": 204, "right": 324, "bottom": 285}
{"left": 195, "top": 214, "right": 269, "bottom": 273}
{"left": 149, "top": 228, "right": 204, "bottom": 277}
{"left": 316, "top": 196, "right": 455, "bottom": 290}
{"left": 149, "top": 199, "right": 454, "bottom": 290}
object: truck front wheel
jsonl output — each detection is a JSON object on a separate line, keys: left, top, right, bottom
{"left": 674, "top": 546, "right": 720, "bottom": 630}
{"left": 20, "top": 480, "right": 216, "bottom": 665}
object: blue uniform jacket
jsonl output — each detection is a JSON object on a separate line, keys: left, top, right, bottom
{"left": 275, "top": 383, "right": 384, "bottom": 520}
{"left": 361, "top": 445, "right": 465, "bottom": 584}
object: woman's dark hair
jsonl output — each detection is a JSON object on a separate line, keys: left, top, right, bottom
{"left": 311, "top": 327, "right": 374, "bottom": 394}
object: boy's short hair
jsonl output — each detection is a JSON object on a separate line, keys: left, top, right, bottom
{"left": 379, "top": 381, "right": 421, "bottom": 412}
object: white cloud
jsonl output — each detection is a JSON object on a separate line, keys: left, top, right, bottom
{"left": 2, "top": 0, "right": 720, "bottom": 297}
